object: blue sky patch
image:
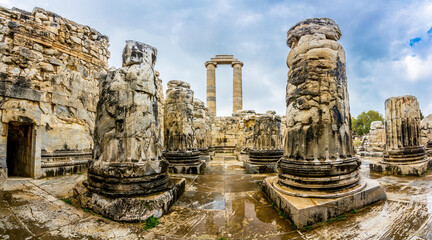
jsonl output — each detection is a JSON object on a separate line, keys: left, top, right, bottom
{"left": 410, "top": 37, "right": 422, "bottom": 47}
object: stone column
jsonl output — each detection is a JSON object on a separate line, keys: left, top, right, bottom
{"left": 421, "top": 114, "right": 432, "bottom": 156}
{"left": 232, "top": 62, "right": 243, "bottom": 113}
{"left": 366, "top": 121, "right": 385, "bottom": 155}
{"left": 245, "top": 112, "right": 283, "bottom": 173}
{"left": 74, "top": 40, "right": 185, "bottom": 222}
{"left": 370, "top": 95, "right": 431, "bottom": 175}
{"left": 163, "top": 80, "right": 205, "bottom": 174}
{"left": 206, "top": 62, "right": 217, "bottom": 115}
{"left": 262, "top": 18, "right": 386, "bottom": 228}
{"left": 193, "top": 99, "right": 210, "bottom": 162}
{"left": 278, "top": 18, "right": 360, "bottom": 192}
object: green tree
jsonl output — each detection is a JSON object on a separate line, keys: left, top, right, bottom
{"left": 352, "top": 110, "right": 384, "bottom": 136}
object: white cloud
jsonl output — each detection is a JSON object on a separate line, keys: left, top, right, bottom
{"left": 398, "top": 54, "right": 432, "bottom": 82}
{"left": 235, "top": 12, "right": 262, "bottom": 26}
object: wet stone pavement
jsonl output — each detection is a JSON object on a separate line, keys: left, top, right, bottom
{"left": 0, "top": 154, "right": 432, "bottom": 239}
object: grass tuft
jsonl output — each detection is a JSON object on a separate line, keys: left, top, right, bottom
{"left": 144, "top": 216, "right": 159, "bottom": 231}
{"left": 61, "top": 198, "right": 72, "bottom": 205}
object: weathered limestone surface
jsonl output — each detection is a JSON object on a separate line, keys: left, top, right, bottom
{"left": 193, "top": 98, "right": 211, "bottom": 162}
{"left": 263, "top": 18, "right": 386, "bottom": 228}
{"left": 421, "top": 114, "right": 432, "bottom": 156}
{"left": 163, "top": 80, "right": 204, "bottom": 174}
{"left": 75, "top": 40, "right": 185, "bottom": 222}
{"left": 245, "top": 112, "right": 283, "bottom": 173}
{"left": 370, "top": 96, "right": 432, "bottom": 176}
{"left": 359, "top": 121, "right": 385, "bottom": 157}
{"left": 368, "top": 121, "right": 385, "bottom": 153}
{"left": 0, "top": 7, "right": 109, "bottom": 178}
{"left": 211, "top": 116, "right": 240, "bottom": 153}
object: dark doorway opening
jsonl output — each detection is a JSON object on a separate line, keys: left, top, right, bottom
{"left": 7, "top": 122, "right": 33, "bottom": 177}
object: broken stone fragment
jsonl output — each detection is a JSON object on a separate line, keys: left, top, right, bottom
{"left": 122, "top": 40, "right": 157, "bottom": 67}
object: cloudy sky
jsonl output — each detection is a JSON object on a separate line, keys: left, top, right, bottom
{"left": 2, "top": 0, "right": 432, "bottom": 117}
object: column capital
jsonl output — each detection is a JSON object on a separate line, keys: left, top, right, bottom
{"left": 205, "top": 61, "right": 218, "bottom": 68}
{"left": 232, "top": 61, "right": 243, "bottom": 67}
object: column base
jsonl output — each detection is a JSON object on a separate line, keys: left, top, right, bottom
{"left": 169, "top": 160, "right": 206, "bottom": 174}
{"left": 244, "top": 160, "right": 277, "bottom": 174}
{"left": 199, "top": 155, "right": 211, "bottom": 163}
{"left": 370, "top": 158, "right": 432, "bottom": 176}
{"left": 74, "top": 177, "right": 185, "bottom": 222}
{"left": 262, "top": 176, "right": 386, "bottom": 228}
{"left": 358, "top": 151, "right": 383, "bottom": 157}
{"left": 41, "top": 163, "right": 88, "bottom": 177}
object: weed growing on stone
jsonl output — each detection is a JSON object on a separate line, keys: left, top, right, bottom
{"left": 325, "top": 214, "right": 346, "bottom": 223}
{"left": 217, "top": 237, "right": 227, "bottom": 240}
{"left": 61, "top": 198, "right": 72, "bottom": 205}
{"left": 351, "top": 209, "right": 358, "bottom": 214}
{"left": 270, "top": 201, "right": 287, "bottom": 219}
{"left": 83, "top": 208, "right": 89, "bottom": 212}
{"left": 419, "top": 169, "right": 429, "bottom": 177}
{"left": 144, "top": 216, "right": 159, "bottom": 231}
{"left": 77, "top": 172, "right": 83, "bottom": 175}
{"left": 291, "top": 223, "right": 298, "bottom": 230}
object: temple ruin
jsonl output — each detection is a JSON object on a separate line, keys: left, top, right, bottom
{"left": 0, "top": 7, "right": 109, "bottom": 178}
{"left": 370, "top": 96, "right": 432, "bottom": 176}
{"left": 244, "top": 112, "right": 283, "bottom": 173}
{"left": 74, "top": 40, "right": 185, "bottom": 221}
{"left": 205, "top": 55, "right": 243, "bottom": 115}
{"left": 262, "top": 18, "right": 386, "bottom": 228}
{"left": 358, "top": 121, "right": 385, "bottom": 157}
{"left": 2, "top": 5, "right": 432, "bottom": 239}
{"left": 163, "top": 80, "right": 205, "bottom": 174}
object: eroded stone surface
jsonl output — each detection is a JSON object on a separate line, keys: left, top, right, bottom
{"left": 371, "top": 96, "right": 431, "bottom": 176}
{"left": 74, "top": 41, "right": 184, "bottom": 222}
{"left": 278, "top": 17, "right": 361, "bottom": 192}
{"left": 368, "top": 121, "right": 385, "bottom": 153}
{"left": 421, "top": 114, "right": 432, "bottom": 155}
{"left": 193, "top": 98, "right": 211, "bottom": 160}
{"left": 264, "top": 17, "right": 386, "bottom": 228}
{"left": 0, "top": 6, "right": 109, "bottom": 178}
{"left": 163, "top": 80, "right": 203, "bottom": 173}
{"left": 246, "top": 112, "right": 283, "bottom": 173}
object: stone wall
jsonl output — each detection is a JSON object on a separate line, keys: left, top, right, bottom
{"left": 211, "top": 116, "right": 239, "bottom": 152}
{"left": 0, "top": 7, "right": 109, "bottom": 177}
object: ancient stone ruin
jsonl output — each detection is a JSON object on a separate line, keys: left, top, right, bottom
{"left": 421, "top": 114, "right": 432, "bottom": 156}
{"left": 0, "top": 7, "right": 109, "bottom": 178}
{"left": 3, "top": 5, "right": 432, "bottom": 239}
{"left": 193, "top": 98, "right": 211, "bottom": 162}
{"left": 262, "top": 18, "right": 386, "bottom": 228}
{"left": 244, "top": 112, "right": 283, "bottom": 173}
{"left": 163, "top": 80, "right": 205, "bottom": 174}
{"left": 74, "top": 40, "right": 185, "bottom": 221}
{"left": 205, "top": 55, "right": 243, "bottom": 115}
{"left": 370, "top": 96, "right": 432, "bottom": 176}
{"left": 358, "top": 121, "right": 385, "bottom": 157}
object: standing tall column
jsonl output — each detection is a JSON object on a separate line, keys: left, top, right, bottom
{"left": 74, "top": 40, "right": 185, "bottom": 222}
{"left": 262, "top": 18, "right": 386, "bottom": 228}
{"left": 206, "top": 62, "right": 217, "bottom": 115}
{"left": 370, "top": 95, "right": 431, "bottom": 176}
{"left": 232, "top": 62, "right": 243, "bottom": 113}
{"left": 164, "top": 80, "right": 206, "bottom": 174}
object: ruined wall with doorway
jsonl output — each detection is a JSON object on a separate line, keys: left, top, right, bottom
{"left": 0, "top": 7, "right": 109, "bottom": 177}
